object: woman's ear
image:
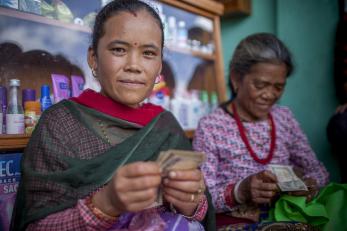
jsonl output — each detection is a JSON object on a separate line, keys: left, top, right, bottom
{"left": 87, "top": 47, "right": 97, "bottom": 72}
{"left": 230, "top": 71, "right": 239, "bottom": 94}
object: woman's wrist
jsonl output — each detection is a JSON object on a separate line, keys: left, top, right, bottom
{"left": 170, "top": 195, "right": 208, "bottom": 221}
{"left": 234, "top": 179, "right": 246, "bottom": 204}
{"left": 91, "top": 187, "right": 121, "bottom": 218}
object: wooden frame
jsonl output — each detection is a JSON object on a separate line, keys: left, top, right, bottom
{"left": 215, "top": 0, "right": 251, "bottom": 17}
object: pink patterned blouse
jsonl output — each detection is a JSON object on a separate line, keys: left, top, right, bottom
{"left": 193, "top": 104, "right": 329, "bottom": 213}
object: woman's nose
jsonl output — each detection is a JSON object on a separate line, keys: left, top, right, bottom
{"left": 262, "top": 89, "right": 277, "bottom": 101}
{"left": 124, "top": 52, "right": 142, "bottom": 73}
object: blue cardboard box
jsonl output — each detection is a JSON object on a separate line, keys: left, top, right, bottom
{"left": 0, "top": 153, "right": 22, "bottom": 231}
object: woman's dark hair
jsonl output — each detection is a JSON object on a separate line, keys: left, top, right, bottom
{"left": 91, "top": 0, "right": 164, "bottom": 54}
{"left": 228, "top": 33, "right": 293, "bottom": 97}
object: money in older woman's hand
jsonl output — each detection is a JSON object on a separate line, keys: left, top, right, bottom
{"left": 268, "top": 164, "right": 308, "bottom": 192}
{"left": 156, "top": 149, "right": 205, "bottom": 177}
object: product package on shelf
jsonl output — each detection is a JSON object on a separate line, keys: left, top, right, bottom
{"left": 0, "top": 153, "right": 22, "bottom": 231}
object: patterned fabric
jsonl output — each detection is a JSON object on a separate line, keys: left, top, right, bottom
{"left": 26, "top": 198, "right": 115, "bottom": 231}
{"left": 193, "top": 104, "right": 329, "bottom": 213}
{"left": 11, "top": 100, "right": 215, "bottom": 231}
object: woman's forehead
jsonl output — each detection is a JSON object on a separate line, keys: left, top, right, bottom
{"left": 102, "top": 10, "right": 162, "bottom": 43}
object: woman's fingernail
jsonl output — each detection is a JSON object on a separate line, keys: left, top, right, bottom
{"left": 164, "top": 179, "right": 169, "bottom": 185}
{"left": 169, "top": 171, "right": 176, "bottom": 178}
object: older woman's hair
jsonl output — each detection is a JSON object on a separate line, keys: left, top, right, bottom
{"left": 228, "top": 33, "right": 293, "bottom": 95}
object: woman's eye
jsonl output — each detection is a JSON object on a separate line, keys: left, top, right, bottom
{"left": 143, "top": 50, "right": 156, "bottom": 57}
{"left": 254, "top": 83, "right": 266, "bottom": 89}
{"left": 111, "top": 47, "right": 126, "bottom": 54}
{"left": 275, "top": 85, "right": 285, "bottom": 91}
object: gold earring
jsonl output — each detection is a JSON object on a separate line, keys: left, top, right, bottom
{"left": 91, "top": 68, "right": 97, "bottom": 78}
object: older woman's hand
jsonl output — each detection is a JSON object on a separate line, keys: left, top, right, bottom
{"left": 238, "top": 170, "right": 279, "bottom": 204}
{"left": 163, "top": 169, "right": 205, "bottom": 217}
{"left": 288, "top": 177, "right": 318, "bottom": 202}
{"left": 93, "top": 161, "right": 162, "bottom": 216}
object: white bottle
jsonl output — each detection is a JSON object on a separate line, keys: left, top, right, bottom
{"left": 170, "top": 90, "right": 189, "bottom": 129}
{"left": 188, "top": 90, "right": 203, "bottom": 129}
{"left": 210, "top": 91, "right": 219, "bottom": 112}
{"left": 167, "top": 16, "right": 177, "bottom": 46}
{"left": 6, "top": 79, "right": 24, "bottom": 134}
{"left": 177, "top": 20, "right": 188, "bottom": 48}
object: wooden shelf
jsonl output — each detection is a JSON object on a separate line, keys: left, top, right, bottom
{"left": 0, "top": 7, "right": 91, "bottom": 33}
{"left": 0, "top": 134, "right": 30, "bottom": 151}
{"left": 166, "top": 45, "right": 215, "bottom": 61}
{"left": 0, "top": 6, "right": 215, "bottom": 61}
{"left": 0, "top": 130, "right": 195, "bottom": 151}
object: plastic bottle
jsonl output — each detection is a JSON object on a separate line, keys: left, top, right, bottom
{"left": 6, "top": 79, "right": 24, "bottom": 134}
{"left": 167, "top": 16, "right": 177, "bottom": 46}
{"left": 160, "top": 14, "right": 170, "bottom": 45}
{"left": 22, "top": 88, "right": 36, "bottom": 108}
{"left": 0, "top": 86, "right": 6, "bottom": 134}
{"left": 177, "top": 20, "right": 188, "bottom": 48}
{"left": 170, "top": 90, "right": 189, "bottom": 129}
{"left": 200, "top": 90, "right": 210, "bottom": 116}
{"left": 40, "top": 85, "right": 52, "bottom": 112}
{"left": 187, "top": 90, "right": 202, "bottom": 129}
{"left": 210, "top": 91, "right": 219, "bottom": 112}
{"left": 24, "top": 101, "right": 41, "bottom": 135}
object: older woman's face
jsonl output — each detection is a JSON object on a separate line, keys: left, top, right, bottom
{"left": 88, "top": 10, "right": 162, "bottom": 108}
{"left": 233, "top": 62, "right": 287, "bottom": 121}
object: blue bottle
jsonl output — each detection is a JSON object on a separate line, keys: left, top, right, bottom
{"left": 40, "top": 85, "right": 52, "bottom": 112}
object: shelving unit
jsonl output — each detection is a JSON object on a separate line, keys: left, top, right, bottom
{"left": 0, "top": 7, "right": 91, "bottom": 33}
{"left": 0, "top": 7, "right": 216, "bottom": 61}
{"left": 0, "top": 0, "right": 226, "bottom": 151}
{"left": 0, "top": 135, "right": 30, "bottom": 151}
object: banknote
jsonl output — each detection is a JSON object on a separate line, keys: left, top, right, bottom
{"left": 156, "top": 149, "right": 205, "bottom": 176}
{"left": 268, "top": 164, "right": 308, "bottom": 192}
{"left": 149, "top": 149, "right": 205, "bottom": 207}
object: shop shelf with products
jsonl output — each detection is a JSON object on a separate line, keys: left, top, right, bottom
{"left": 0, "top": 0, "right": 227, "bottom": 151}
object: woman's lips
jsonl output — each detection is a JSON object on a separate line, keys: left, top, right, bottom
{"left": 118, "top": 79, "right": 145, "bottom": 88}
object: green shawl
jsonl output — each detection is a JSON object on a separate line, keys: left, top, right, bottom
{"left": 11, "top": 100, "right": 216, "bottom": 230}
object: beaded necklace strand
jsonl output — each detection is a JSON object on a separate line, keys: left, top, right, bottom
{"left": 231, "top": 102, "right": 276, "bottom": 165}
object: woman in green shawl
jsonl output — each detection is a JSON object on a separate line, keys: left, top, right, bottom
{"left": 11, "top": 1, "right": 215, "bottom": 230}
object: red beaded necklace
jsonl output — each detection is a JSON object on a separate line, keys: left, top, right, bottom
{"left": 231, "top": 102, "right": 276, "bottom": 165}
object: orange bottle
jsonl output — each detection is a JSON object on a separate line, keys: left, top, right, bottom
{"left": 24, "top": 101, "right": 41, "bottom": 135}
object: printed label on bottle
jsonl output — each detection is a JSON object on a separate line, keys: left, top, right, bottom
{"left": 6, "top": 114, "right": 24, "bottom": 134}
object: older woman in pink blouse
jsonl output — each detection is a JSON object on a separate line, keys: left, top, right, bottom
{"left": 193, "top": 33, "right": 329, "bottom": 230}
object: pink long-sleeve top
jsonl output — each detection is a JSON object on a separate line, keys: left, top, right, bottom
{"left": 26, "top": 194, "right": 208, "bottom": 230}
{"left": 193, "top": 105, "right": 329, "bottom": 213}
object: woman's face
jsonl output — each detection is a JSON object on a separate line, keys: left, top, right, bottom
{"left": 232, "top": 62, "right": 287, "bottom": 121}
{"left": 88, "top": 10, "right": 162, "bottom": 108}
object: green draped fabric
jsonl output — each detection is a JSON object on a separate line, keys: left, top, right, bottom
{"left": 10, "top": 100, "right": 216, "bottom": 231}
{"left": 267, "top": 183, "right": 347, "bottom": 230}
